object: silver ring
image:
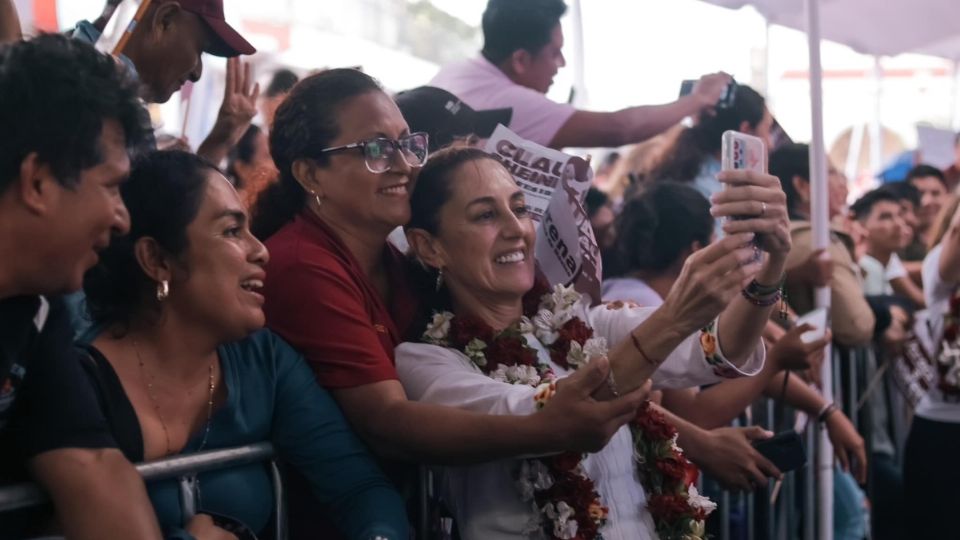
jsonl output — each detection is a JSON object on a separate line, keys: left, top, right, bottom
{"left": 759, "top": 201, "right": 767, "bottom": 217}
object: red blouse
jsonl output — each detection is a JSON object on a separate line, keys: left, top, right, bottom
{"left": 263, "top": 210, "right": 418, "bottom": 389}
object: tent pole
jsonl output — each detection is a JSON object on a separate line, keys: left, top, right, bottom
{"left": 569, "top": 0, "right": 587, "bottom": 108}
{"left": 804, "top": 0, "right": 834, "bottom": 538}
{"left": 870, "top": 56, "right": 884, "bottom": 174}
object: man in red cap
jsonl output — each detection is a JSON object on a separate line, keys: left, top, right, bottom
{"left": 70, "top": 0, "right": 259, "bottom": 163}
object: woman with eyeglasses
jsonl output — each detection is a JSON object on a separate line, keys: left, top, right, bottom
{"left": 251, "top": 69, "right": 646, "bottom": 538}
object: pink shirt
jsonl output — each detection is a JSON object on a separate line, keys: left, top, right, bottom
{"left": 430, "top": 56, "right": 576, "bottom": 147}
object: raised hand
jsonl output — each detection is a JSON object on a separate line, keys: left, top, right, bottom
{"left": 658, "top": 231, "right": 762, "bottom": 337}
{"left": 824, "top": 410, "right": 867, "bottom": 484}
{"left": 691, "top": 72, "right": 733, "bottom": 114}
{"left": 712, "top": 169, "right": 792, "bottom": 257}
{"left": 692, "top": 426, "right": 782, "bottom": 491}
{"left": 197, "top": 57, "right": 260, "bottom": 164}
{"left": 541, "top": 357, "right": 648, "bottom": 452}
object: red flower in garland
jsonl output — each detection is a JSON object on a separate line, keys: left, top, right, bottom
{"left": 449, "top": 316, "right": 495, "bottom": 347}
{"left": 550, "top": 318, "right": 594, "bottom": 368}
{"left": 647, "top": 493, "right": 695, "bottom": 523}
{"left": 485, "top": 335, "right": 538, "bottom": 371}
{"left": 655, "top": 456, "right": 688, "bottom": 482}
{"left": 550, "top": 452, "right": 583, "bottom": 472}
{"left": 632, "top": 404, "right": 678, "bottom": 442}
{"left": 683, "top": 460, "right": 700, "bottom": 488}
{"left": 539, "top": 470, "right": 605, "bottom": 540}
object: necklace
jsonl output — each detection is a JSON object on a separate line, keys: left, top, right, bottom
{"left": 133, "top": 340, "right": 216, "bottom": 457}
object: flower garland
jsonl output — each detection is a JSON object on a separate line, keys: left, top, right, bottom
{"left": 936, "top": 292, "right": 960, "bottom": 399}
{"left": 422, "top": 284, "right": 715, "bottom": 539}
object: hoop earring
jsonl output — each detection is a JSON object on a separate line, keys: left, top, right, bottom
{"left": 435, "top": 267, "right": 444, "bottom": 292}
{"left": 156, "top": 280, "right": 170, "bottom": 302}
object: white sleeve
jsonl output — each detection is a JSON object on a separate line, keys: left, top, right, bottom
{"left": 886, "top": 253, "right": 908, "bottom": 280}
{"left": 587, "top": 303, "right": 766, "bottom": 390}
{"left": 395, "top": 342, "right": 538, "bottom": 416}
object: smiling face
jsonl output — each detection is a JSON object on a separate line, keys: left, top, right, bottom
{"left": 36, "top": 119, "right": 132, "bottom": 293}
{"left": 421, "top": 158, "right": 536, "bottom": 307}
{"left": 311, "top": 90, "right": 416, "bottom": 236}
{"left": 911, "top": 175, "right": 947, "bottom": 233}
{"left": 164, "top": 171, "right": 269, "bottom": 342}
{"left": 516, "top": 23, "right": 566, "bottom": 94}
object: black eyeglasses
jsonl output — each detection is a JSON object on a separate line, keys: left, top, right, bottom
{"left": 319, "top": 132, "right": 429, "bottom": 174}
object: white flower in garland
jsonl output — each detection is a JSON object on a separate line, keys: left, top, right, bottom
{"left": 519, "top": 316, "right": 534, "bottom": 335}
{"left": 548, "top": 283, "right": 581, "bottom": 314}
{"left": 517, "top": 459, "right": 554, "bottom": 501}
{"left": 687, "top": 486, "right": 718, "bottom": 515}
{"left": 464, "top": 338, "right": 488, "bottom": 367}
{"left": 544, "top": 501, "right": 579, "bottom": 539}
{"left": 533, "top": 309, "right": 560, "bottom": 345}
{"left": 490, "top": 364, "right": 542, "bottom": 386}
{"left": 422, "top": 311, "right": 454, "bottom": 345}
{"left": 567, "top": 337, "right": 610, "bottom": 368}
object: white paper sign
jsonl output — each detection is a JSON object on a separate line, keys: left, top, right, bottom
{"left": 484, "top": 125, "right": 602, "bottom": 304}
{"left": 917, "top": 125, "right": 956, "bottom": 170}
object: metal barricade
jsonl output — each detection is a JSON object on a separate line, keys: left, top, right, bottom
{"left": 0, "top": 442, "right": 285, "bottom": 540}
{"left": 710, "top": 343, "right": 873, "bottom": 540}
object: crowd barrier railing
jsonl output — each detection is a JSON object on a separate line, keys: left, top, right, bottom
{"left": 0, "top": 341, "right": 882, "bottom": 540}
{"left": 0, "top": 442, "right": 285, "bottom": 540}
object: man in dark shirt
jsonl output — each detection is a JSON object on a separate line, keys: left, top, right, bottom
{"left": 0, "top": 35, "right": 162, "bottom": 539}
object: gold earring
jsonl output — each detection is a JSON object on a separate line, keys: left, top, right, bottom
{"left": 156, "top": 280, "right": 169, "bottom": 302}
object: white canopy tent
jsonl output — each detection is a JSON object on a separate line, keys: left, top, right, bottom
{"left": 698, "top": 1, "right": 960, "bottom": 539}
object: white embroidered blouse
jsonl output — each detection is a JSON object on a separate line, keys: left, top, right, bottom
{"left": 396, "top": 302, "right": 765, "bottom": 540}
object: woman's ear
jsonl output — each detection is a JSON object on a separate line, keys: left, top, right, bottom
{"left": 406, "top": 228, "right": 446, "bottom": 270}
{"left": 133, "top": 237, "right": 174, "bottom": 285}
{"left": 292, "top": 159, "right": 324, "bottom": 199}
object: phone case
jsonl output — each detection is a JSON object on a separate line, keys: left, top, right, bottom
{"left": 796, "top": 307, "right": 829, "bottom": 343}
{"left": 752, "top": 430, "right": 806, "bottom": 473}
{"left": 721, "top": 130, "right": 766, "bottom": 173}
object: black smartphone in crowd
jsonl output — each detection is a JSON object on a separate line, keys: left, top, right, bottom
{"left": 752, "top": 430, "right": 806, "bottom": 473}
{"left": 679, "top": 79, "right": 738, "bottom": 109}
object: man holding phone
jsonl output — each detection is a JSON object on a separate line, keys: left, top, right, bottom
{"left": 429, "top": 0, "right": 730, "bottom": 149}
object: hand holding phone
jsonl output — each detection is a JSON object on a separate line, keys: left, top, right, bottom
{"left": 795, "top": 307, "right": 828, "bottom": 344}
{"left": 751, "top": 430, "right": 806, "bottom": 473}
{"left": 679, "top": 75, "right": 737, "bottom": 109}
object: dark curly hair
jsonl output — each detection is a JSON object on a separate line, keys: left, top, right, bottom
{"left": 250, "top": 68, "right": 383, "bottom": 240}
{"left": 84, "top": 151, "right": 216, "bottom": 329}
{"left": 610, "top": 182, "right": 713, "bottom": 276}
{"left": 652, "top": 84, "right": 766, "bottom": 184}
{"left": 0, "top": 34, "right": 151, "bottom": 192}
{"left": 481, "top": 0, "right": 567, "bottom": 64}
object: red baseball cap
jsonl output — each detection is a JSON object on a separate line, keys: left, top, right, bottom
{"left": 177, "top": 0, "right": 256, "bottom": 57}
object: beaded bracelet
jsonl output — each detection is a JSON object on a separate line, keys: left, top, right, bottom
{"left": 741, "top": 288, "right": 782, "bottom": 306}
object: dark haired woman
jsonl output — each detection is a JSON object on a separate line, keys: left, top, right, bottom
{"left": 651, "top": 84, "right": 770, "bottom": 201}
{"left": 603, "top": 182, "right": 864, "bottom": 481}
{"left": 81, "top": 150, "right": 408, "bottom": 540}
{"left": 396, "top": 146, "right": 793, "bottom": 539}
{"left": 252, "top": 68, "right": 649, "bottom": 537}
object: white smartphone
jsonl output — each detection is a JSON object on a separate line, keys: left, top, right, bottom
{"left": 795, "top": 307, "right": 828, "bottom": 344}
{"left": 721, "top": 130, "right": 767, "bottom": 173}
